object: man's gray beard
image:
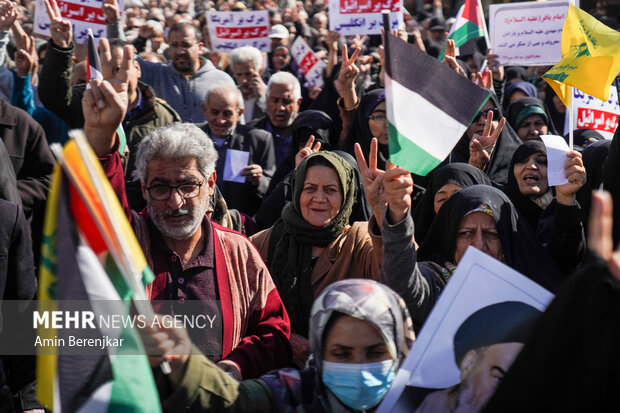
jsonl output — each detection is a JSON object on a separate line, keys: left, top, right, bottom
{"left": 148, "top": 196, "right": 209, "bottom": 241}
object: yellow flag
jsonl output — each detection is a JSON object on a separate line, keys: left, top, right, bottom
{"left": 543, "top": 4, "right": 620, "bottom": 106}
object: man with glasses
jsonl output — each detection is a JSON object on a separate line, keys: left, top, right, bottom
{"left": 198, "top": 82, "right": 275, "bottom": 216}
{"left": 81, "top": 55, "right": 291, "bottom": 381}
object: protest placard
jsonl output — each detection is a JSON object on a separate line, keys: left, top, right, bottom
{"left": 489, "top": 1, "right": 570, "bottom": 66}
{"left": 329, "top": 0, "right": 402, "bottom": 35}
{"left": 34, "top": 0, "right": 124, "bottom": 44}
{"left": 564, "top": 86, "right": 619, "bottom": 140}
{"left": 290, "top": 37, "right": 326, "bottom": 89}
{"left": 206, "top": 11, "right": 270, "bottom": 53}
{"left": 377, "top": 247, "right": 554, "bottom": 413}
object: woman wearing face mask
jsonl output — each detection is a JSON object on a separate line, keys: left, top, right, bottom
{"left": 503, "top": 140, "right": 587, "bottom": 274}
{"left": 146, "top": 279, "right": 415, "bottom": 413}
{"left": 411, "top": 163, "right": 492, "bottom": 245}
{"left": 379, "top": 163, "right": 565, "bottom": 331}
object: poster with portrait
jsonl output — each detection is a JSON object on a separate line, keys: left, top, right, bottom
{"left": 489, "top": 1, "right": 571, "bottom": 66}
{"left": 34, "top": 0, "right": 125, "bottom": 44}
{"left": 329, "top": 0, "right": 402, "bottom": 35}
{"left": 206, "top": 11, "right": 270, "bottom": 53}
{"left": 377, "top": 247, "right": 554, "bottom": 413}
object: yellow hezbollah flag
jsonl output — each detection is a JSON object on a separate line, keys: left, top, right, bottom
{"left": 543, "top": 4, "right": 620, "bottom": 106}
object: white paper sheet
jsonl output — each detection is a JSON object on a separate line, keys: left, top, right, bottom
{"left": 223, "top": 149, "right": 250, "bottom": 183}
{"left": 540, "top": 135, "right": 570, "bottom": 187}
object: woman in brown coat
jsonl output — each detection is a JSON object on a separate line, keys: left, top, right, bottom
{"left": 251, "top": 149, "right": 386, "bottom": 366}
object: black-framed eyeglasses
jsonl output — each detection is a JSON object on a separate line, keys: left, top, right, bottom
{"left": 146, "top": 181, "right": 204, "bottom": 201}
{"left": 473, "top": 107, "right": 501, "bottom": 122}
{"left": 369, "top": 113, "right": 387, "bottom": 123}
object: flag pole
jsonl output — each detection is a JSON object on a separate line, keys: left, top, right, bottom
{"left": 568, "top": 86, "right": 574, "bottom": 149}
{"left": 382, "top": 10, "right": 391, "bottom": 161}
{"left": 568, "top": 0, "right": 575, "bottom": 150}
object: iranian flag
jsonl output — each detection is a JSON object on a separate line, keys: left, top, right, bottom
{"left": 439, "top": 0, "right": 489, "bottom": 59}
{"left": 384, "top": 31, "right": 491, "bottom": 175}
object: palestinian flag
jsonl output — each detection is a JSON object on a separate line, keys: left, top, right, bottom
{"left": 384, "top": 31, "right": 491, "bottom": 175}
{"left": 86, "top": 29, "right": 127, "bottom": 155}
{"left": 439, "top": 0, "right": 489, "bottom": 60}
{"left": 37, "top": 132, "right": 160, "bottom": 413}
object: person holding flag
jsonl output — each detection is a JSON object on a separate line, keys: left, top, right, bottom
{"left": 78, "top": 41, "right": 292, "bottom": 382}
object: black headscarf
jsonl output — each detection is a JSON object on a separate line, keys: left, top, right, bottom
{"left": 450, "top": 92, "right": 522, "bottom": 187}
{"left": 412, "top": 163, "right": 491, "bottom": 245}
{"left": 268, "top": 110, "right": 336, "bottom": 193}
{"left": 576, "top": 138, "right": 611, "bottom": 236}
{"left": 342, "top": 88, "right": 388, "bottom": 169}
{"left": 503, "top": 140, "right": 553, "bottom": 238}
{"left": 506, "top": 97, "right": 558, "bottom": 137}
{"left": 417, "top": 185, "right": 563, "bottom": 293}
{"left": 567, "top": 129, "right": 605, "bottom": 152}
{"left": 543, "top": 83, "right": 566, "bottom": 136}
{"left": 268, "top": 152, "right": 357, "bottom": 336}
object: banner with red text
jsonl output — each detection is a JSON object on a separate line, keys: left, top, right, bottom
{"left": 206, "top": 11, "right": 270, "bottom": 53}
{"left": 291, "top": 36, "right": 325, "bottom": 89}
{"left": 34, "top": 0, "right": 125, "bottom": 44}
{"left": 329, "top": 0, "right": 402, "bottom": 35}
{"left": 565, "top": 86, "right": 619, "bottom": 140}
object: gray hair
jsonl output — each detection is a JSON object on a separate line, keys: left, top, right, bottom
{"left": 136, "top": 123, "right": 218, "bottom": 182}
{"left": 267, "top": 71, "right": 301, "bottom": 101}
{"left": 203, "top": 82, "right": 244, "bottom": 110}
{"left": 229, "top": 46, "right": 264, "bottom": 70}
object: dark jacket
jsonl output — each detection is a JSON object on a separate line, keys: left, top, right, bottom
{"left": 198, "top": 123, "right": 276, "bottom": 216}
{"left": 0, "top": 99, "right": 54, "bottom": 264}
{"left": 0, "top": 199, "right": 38, "bottom": 411}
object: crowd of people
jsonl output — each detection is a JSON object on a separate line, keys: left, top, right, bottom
{"left": 0, "top": 0, "right": 619, "bottom": 410}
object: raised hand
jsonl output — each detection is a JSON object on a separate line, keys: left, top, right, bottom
{"left": 102, "top": 0, "right": 121, "bottom": 24}
{"left": 295, "top": 135, "right": 321, "bottom": 167}
{"left": 0, "top": 1, "right": 17, "bottom": 32}
{"left": 556, "top": 150, "right": 587, "bottom": 206}
{"left": 486, "top": 48, "right": 504, "bottom": 82}
{"left": 82, "top": 43, "right": 132, "bottom": 156}
{"left": 325, "top": 30, "right": 340, "bottom": 52}
{"left": 469, "top": 110, "right": 505, "bottom": 170}
{"left": 14, "top": 36, "right": 36, "bottom": 77}
{"left": 383, "top": 160, "right": 414, "bottom": 224}
{"left": 44, "top": 0, "right": 72, "bottom": 48}
{"left": 471, "top": 69, "right": 493, "bottom": 90}
{"left": 588, "top": 190, "right": 620, "bottom": 281}
{"left": 442, "top": 39, "right": 466, "bottom": 77}
{"left": 355, "top": 138, "right": 387, "bottom": 228}
{"left": 337, "top": 43, "right": 360, "bottom": 109}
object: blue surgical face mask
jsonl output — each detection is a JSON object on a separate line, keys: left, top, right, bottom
{"left": 322, "top": 359, "right": 396, "bottom": 411}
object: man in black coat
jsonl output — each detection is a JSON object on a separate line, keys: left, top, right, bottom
{"left": 0, "top": 98, "right": 54, "bottom": 265}
{"left": 198, "top": 83, "right": 276, "bottom": 216}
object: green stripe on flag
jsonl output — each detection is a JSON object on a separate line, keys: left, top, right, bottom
{"left": 450, "top": 20, "right": 485, "bottom": 46}
{"left": 116, "top": 125, "right": 127, "bottom": 155}
{"left": 439, "top": 21, "right": 485, "bottom": 59}
{"left": 388, "top": 122, "right": 442, "bottom": 176}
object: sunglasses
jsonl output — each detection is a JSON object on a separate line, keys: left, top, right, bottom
{"left": 473, "top": 107, "right": 501, "bottom": 122}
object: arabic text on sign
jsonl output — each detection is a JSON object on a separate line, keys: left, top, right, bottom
{"left": 576, "top": 107, "right": 619, "bottom": 133}
{"left": 215, "top": 26, "right": 268, "bottom": 39}
{"left": 57, "top": 0, "right": 105, "bottom": 23}
{"left": 339, "top": 0, "right": 400, "bottom": 14}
